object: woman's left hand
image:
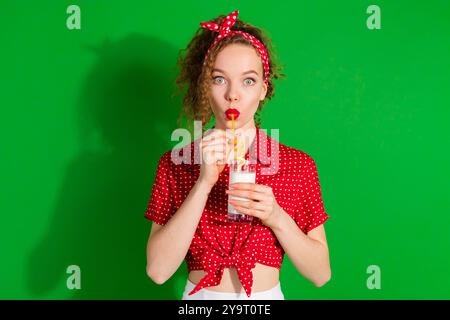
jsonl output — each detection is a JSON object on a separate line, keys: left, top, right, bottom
{"left": 226, "top": 183, "right": 282, "bottom": 229}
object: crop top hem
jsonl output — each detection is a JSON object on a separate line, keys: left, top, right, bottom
{"left": 186, "top": 258, "right": 282, "bottom": 273}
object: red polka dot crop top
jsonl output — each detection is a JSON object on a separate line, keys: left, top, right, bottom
{"left": 144, "top": 126, "right": 329, "bottom": 297}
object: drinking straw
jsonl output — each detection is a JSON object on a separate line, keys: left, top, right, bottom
{"left": 230, "top": 113, "right": 247, "bottom": 172}
{"left": 231, "top": 114, "right": 237, "bottom": 163}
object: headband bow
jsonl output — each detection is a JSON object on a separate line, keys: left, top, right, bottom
{"left": 200, "top": 10, "right": 270, "bottom": 85}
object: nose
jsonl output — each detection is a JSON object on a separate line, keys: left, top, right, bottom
{"left": 226, "top": 83, "right": 239, "bottom": 105}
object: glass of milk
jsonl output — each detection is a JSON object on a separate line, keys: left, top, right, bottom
{"left": 227, "top": 162, "right": 256, "bottom": 223}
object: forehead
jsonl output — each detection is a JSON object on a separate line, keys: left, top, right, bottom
{"left": 213, "top": 44, "right": 262, "bottom": 74}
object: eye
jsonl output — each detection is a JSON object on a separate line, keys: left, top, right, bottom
{"left": 213, "top": 76, "right": 226, "bottom": 85}
{"left": 244, "top": 78, "right": 256, "bottom": 86}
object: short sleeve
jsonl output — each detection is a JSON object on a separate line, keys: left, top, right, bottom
{"left": 144, "top": 151, "right": 177, "bottom": 225}
{"left": 295, "top": 155, "right": 329, "bottom": 234}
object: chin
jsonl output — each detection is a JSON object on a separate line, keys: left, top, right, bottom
{"left": 225, "top": 119, "right": 241, "bottom": 129}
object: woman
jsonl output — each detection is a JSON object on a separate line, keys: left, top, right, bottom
{"left": 145, "top": 10, "right": 331, "bottom": 300}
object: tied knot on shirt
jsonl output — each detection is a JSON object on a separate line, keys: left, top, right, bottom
{"left": 201, "top": 248, "right": 257, "bottom": 274}
{"left": 221, "top": 252, "right": 241, "bottom": 268}
{"left": 194, "top": 248, "right": 258, "bottom": 297}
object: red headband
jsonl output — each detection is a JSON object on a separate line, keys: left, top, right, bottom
{"left": 200, "top": 9, "right": 270, "bottom": 85}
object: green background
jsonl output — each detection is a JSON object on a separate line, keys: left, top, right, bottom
{"left": 1, "top": 0, "right": 449, "bottom": 299}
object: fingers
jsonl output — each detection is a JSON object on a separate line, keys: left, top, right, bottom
{"left": 201, "top": 129, "right": 245, "bottom": 166}
{"left": 202, "top": 143, "right": 233, "bottom": 165}
{"left": 201, "top": 131, "right": 235, "bottom": 166}
{"left": 201, "top": 140, "right": 233, "bottom": 151}
{"left": 226, "top": 189, "right": 266, "bottom": 202}
{"left": 203, "top": 149, "right": 226, "bottom": 165}
{"left": 229, "top": 198, "right": 266, "bottom": 211}
{"left": 201, "top": 134, "right": 232, "bottom": 151}
{"left": 203, "top": 129, "right": 236, "bottom": 144}
{"left": 228, "top": 183, "right": 273, "bottom": 195}
{"left": 202, "top": 143, "right": 233, "bottom": 162}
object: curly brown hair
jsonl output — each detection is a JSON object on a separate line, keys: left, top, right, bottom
{"left": 174, "top": 13, "right": 286, "bottom": 132}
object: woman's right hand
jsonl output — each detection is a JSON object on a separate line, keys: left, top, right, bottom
{"left": 198, "top": 129, "right": 235, "bottom": 189}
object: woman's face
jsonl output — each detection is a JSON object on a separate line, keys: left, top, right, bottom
{"left": 208, "top": 43, "right": 268, "bottom": 130}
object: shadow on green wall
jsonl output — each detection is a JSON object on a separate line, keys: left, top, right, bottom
{"left": 26, "top": 33, "right": 189, "bottom": 299}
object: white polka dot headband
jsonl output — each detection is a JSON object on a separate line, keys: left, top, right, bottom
{"left": 200, "top": 9, "right": 270, "bottom": 85}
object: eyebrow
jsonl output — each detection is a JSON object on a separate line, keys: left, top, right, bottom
{"left": 212, "top": 68, "right": 259, "bottom": 76}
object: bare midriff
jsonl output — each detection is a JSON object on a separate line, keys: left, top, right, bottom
{"left": 188, "top": 262, "right": 280, "bottom": 293}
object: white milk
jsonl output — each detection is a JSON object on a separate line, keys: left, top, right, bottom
{"left": 228, "top": 170, "right": 256, "bottom": 216}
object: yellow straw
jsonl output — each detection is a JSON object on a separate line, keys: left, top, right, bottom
{"left": 231, "top": 114, "right": 237, "bottom": 163}
{"left": 231, "top": 114, "right": 247, "bottom": 171}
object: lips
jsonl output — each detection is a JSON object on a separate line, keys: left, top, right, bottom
{"left": 225, "top": 108, "right": 240, "bottom": 120}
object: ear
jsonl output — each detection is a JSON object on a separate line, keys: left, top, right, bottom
{"left": 259, "top": 81, "right": 268, "bottom": 101}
